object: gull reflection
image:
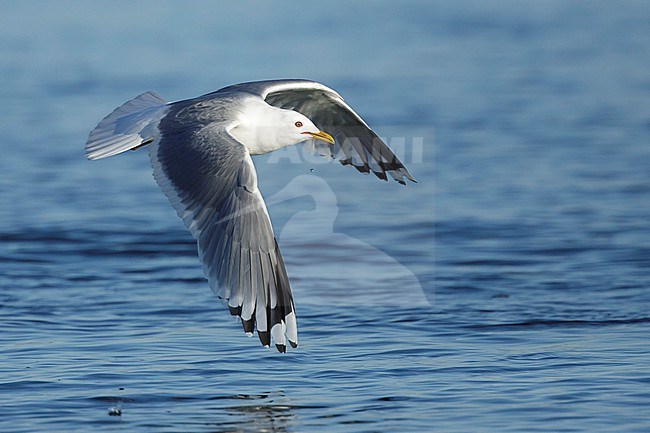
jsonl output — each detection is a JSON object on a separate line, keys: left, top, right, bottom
{"left": 204, "top": 392, "right": 296, "bottom": 433}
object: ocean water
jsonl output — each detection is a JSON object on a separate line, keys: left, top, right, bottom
{"left": 1, "top": 1, "right": 649, "bottom": 432}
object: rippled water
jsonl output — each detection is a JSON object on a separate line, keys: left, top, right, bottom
{"left": 1, "top": 1, "right": 649, "bottom": 432}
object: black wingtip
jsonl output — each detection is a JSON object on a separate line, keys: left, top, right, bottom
{"left": 401, "top": 168, "right": 417, "bottom": 184}
{"left": 275, "top": 344, "right": 286, "bottom": 353}
{"left": 354, "top": 164, "right": 371, "bottom": 174}
{"left": 242, "top": 318, "right": 255, "bottom": 334}
{"left": 289, "top": 340, "right": 298, "bottom": 349}
{"left": 257, "top": 330, "right": 270, "bottom": 347}
{"left": 372, "top": 170, "right": 388, "bottom": 181}
{"left": 229, "top": 305, "right": 242, "bottom": 316}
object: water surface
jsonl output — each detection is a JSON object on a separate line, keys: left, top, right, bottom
{"left": 1, "top": 1, "right": 649, "bottom": 432}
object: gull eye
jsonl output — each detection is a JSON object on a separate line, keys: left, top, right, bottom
{"left": 294, "top": 121, "right": 303, "bottom": 128}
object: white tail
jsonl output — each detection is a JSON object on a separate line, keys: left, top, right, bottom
{"left": 85, "top": 91, "right": 169, "bottom": 160}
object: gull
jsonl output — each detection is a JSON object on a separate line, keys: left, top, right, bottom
{"left": 85, "top": 79, "right": 416, "bottom": 352}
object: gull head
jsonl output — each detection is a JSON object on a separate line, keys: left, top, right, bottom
{"left": 231, "top": 100, "right": 335, "bottom": 155}
{"left": 276, "top": 109, "right": 335, "bottom": 147}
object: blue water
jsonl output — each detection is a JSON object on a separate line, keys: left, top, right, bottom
{"left": 1, "top": 1, "right": 650, "bottom": 432}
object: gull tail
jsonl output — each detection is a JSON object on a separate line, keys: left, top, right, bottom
{"left": 85, "top": 91, "right": 169, "bottom": 160}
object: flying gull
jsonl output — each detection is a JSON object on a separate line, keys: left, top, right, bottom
{"left": 85, "top": 79, "right": 416, "bottom": 352}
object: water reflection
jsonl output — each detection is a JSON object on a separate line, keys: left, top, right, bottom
{"left": 204, "top": 393, "right": 296, "bottom": 433}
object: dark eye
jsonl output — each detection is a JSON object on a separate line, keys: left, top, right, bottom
{"left": 294, "top": 121, "right": 303, "bottom": 127}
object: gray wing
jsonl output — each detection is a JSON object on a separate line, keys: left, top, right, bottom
{"left": 149, "top": 103, "right": 297, "bottom": 352}
{"left": 217, "top": 79, "right": 416, "bottom": 185}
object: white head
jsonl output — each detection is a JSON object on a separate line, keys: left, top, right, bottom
{"left": 230, "top": 99, "right": 335, "bottom": 155}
